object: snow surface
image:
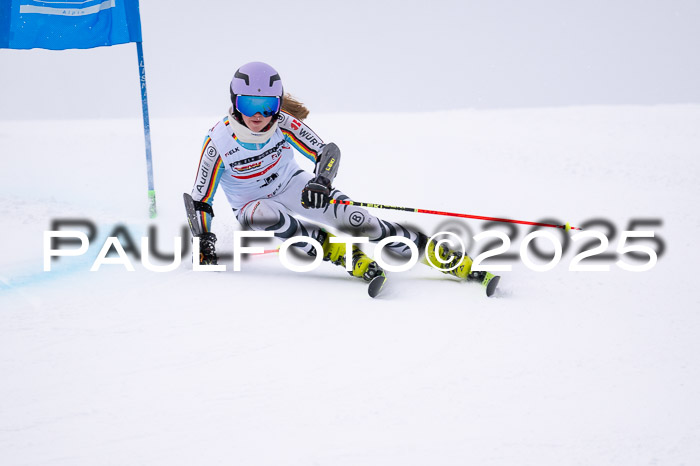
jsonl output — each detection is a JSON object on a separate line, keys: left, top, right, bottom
{"left": 1, "top": 106, "right": 700, "bottom": 465}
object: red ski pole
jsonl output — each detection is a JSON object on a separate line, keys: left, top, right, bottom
{"left": 329, "top": 199, "right": 580, "bottom": 231}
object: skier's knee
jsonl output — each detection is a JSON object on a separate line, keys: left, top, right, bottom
{"left": 335, "top": 206, "right": 372, "bottom": 235}
{"left": 242, "top": 200, "right": 285, "bottom": 230}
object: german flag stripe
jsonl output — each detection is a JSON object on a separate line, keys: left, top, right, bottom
{"left": 200, "top": 210, "right": 209, "bottom": 232}
{"left": 202, "top": 158, "right": 223, "bottom": 203}
{"left": 199, "top": 136, "right": 212, "bottom": 161}
{"left": 191, "top": 136, "right": 213, "bottom": 188}
{"left": 281, "top": 129, "right": 317, "bottom": 162}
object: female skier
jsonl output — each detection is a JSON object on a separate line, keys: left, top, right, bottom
{"left": 187, "top": 61, "right": 488, "bottom": 296}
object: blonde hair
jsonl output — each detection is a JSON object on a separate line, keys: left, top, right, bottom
{"left": 281, "top": 93, "right": 310, "bottom": 120}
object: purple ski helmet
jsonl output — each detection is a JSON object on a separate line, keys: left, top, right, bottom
{"left": 230, "top": 62, "right": 284, "bottom": 122}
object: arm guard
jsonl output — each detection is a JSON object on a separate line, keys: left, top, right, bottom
{"left": 183, "top": 193, "right": 214, "bottom": 237}
{"left": 313, "top": 142, "right": 341, "bottom": 184}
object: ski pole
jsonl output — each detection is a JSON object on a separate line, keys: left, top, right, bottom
{"left": 329, "top": 199, "right": 580, "bottom": 231}
{"left": 251, "top": 247, "right": 281, "bottom": 255}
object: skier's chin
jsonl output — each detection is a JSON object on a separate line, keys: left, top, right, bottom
{"left": 247, "top": 122, "right": 266, "bottom": 132}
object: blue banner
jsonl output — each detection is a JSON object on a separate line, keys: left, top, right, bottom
{"left": 0, "top": 0, "right": 142, "bottom": 50}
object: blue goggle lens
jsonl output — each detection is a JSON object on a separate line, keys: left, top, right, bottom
{"left": 236, "top": 95, "right": 281, "bottom": 117}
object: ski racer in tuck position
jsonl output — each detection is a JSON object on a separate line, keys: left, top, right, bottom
{"left": 185, "top": 61, "right": 498, "bottom": 297}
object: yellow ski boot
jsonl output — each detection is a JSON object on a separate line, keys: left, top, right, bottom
{"left": 316, "top": 230, "right": 386, "bottom": 297}
{"left": 422, "top": 237, "right": 474, "bottom": 279}
{"left": 420, "top": 234, "right": 500, "bottom": 297}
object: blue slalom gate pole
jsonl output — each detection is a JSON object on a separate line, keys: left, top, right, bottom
{"left": 137, "top": 41, "right": 157, "bottom": 218}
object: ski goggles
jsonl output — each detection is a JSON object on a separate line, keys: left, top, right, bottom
{"left": 235, "top": 95, "right": 281, "bottom": 117}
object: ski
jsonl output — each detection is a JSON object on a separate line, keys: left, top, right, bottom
{"left": 367, "top": 273, "right": 387, "bottom": 298}
{"left": 183, "top": 193, "right": 203, "bottom": 237}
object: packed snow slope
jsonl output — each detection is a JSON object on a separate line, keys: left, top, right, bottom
{"left": 1, "top": 106, "right": 699, "bottom": 465}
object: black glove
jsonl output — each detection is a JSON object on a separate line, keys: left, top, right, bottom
{"left": 198, "top": 232, "right": 218, "bottom": 265}
{"left": 301, "top": 176, "right": 331, "bottom": 209}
